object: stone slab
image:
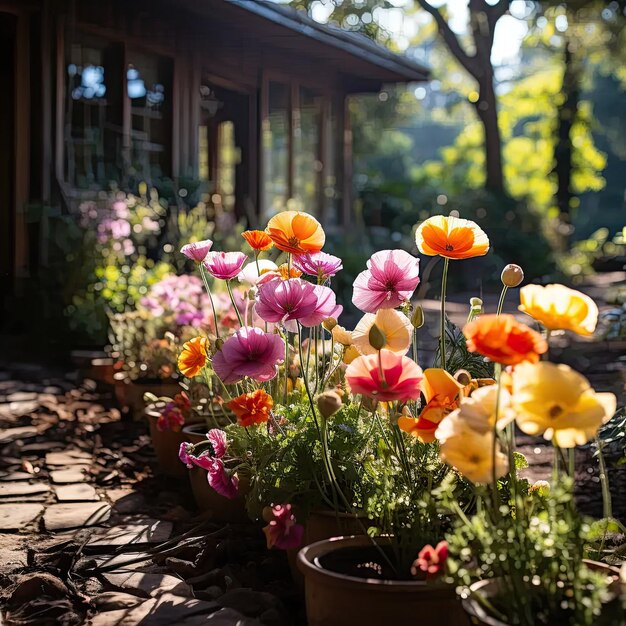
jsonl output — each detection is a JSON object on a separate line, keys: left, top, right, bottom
{"left": 0, "top": 426, "right": 38, "bottom": 443}
{"left": 54, "top": 483, "right": 99, "bottom": 502}
{"left": 43, "top": 502, "right": 111, "bottom": 531}
{"left": 0, "top": 503, "right": 44, "bottom": 529}
{"left": 0, "top": 471, "right": 38, "bottom": 482}
{"left": 0, "top": 482, "right": 50, "bottom": 498}
{"left": 89, "top": 520, "right": 173, "bottom": 547}
{"left": 103, "top": 572, "right": 192, "bottom": 598}
{"left": 49, "top": 467, "right": 90, "bottom": 484}
{"left": 46, "top": 450, "right": 92, "bottom": 466}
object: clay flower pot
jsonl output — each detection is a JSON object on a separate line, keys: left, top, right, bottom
{"left": 181, "top": 423, "right": 208, "bottom": 445}
{"left": 146, "top": 410, "right": 187, "bottom": 478}
{"left": 117, "top": 380, "right": 181, "bottom": 419}
{"left": 461, "top": 561, "right": 622, "bottom": 626}
{"left": 297, "top": 535, "right": 469, "bottom": 626}
{"left": 187, "top": 466, "right": 249, "bottom": 523}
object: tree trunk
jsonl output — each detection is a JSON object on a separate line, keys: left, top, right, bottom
{"left": 474, "top": 74, "right": 504, "bottom": 192}
{"left": 553, "top": 39, "right": 580, "bottom": 250}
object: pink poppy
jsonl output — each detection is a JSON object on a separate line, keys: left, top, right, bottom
{"left": 411, "top": 541, "right": 448, "bottom": 578}
{"left": 212, "top": 327, "right": 284, "bottom": 384}
{"left": 292, "top": 252, "right": 343, "bottom": 281}
{"left": 295, "top": 285, "right": 343, "bottom": 330}
{"left": 352, "top": 249, "right": 420, "bottom": 313}
{"left": 345, "top": 349, "right": 423, "bottom": 402}
{"left": 180, "top": 239, "right": 213, "bottom": 262}
{"left": 255, "top": 279, "right": 319, "bottom": 327}
{"left": 207, "top": 459, "right": 239, "bottom": 499}
{"left": 178, "top": 428, "right": 228, "bottom": 469}
{"left": 262, "top": 504, "right": 304, "bottom": 550}
{"left": 203, "top": 251, "right": 248, "bottom": 280}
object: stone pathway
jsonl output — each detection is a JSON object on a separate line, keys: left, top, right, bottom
{"left": 0, "top": 368, "right": 297, "bottom": 625}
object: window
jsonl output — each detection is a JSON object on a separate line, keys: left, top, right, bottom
{"left": 262, "top": 81, "right": 290, "bottom": 220}
{"left": 65, "top": 34, "right": 122, "bottom": 188}
{"left": 126, "top": 51, "right": 173, "bottom": 183}
{"left": 294, "top": 86, "right": 322, "bottom": 212}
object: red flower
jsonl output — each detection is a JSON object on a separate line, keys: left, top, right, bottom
{"left": 228, "top": 389, "right": 273, "bottom": 427}
{"left": 411, "top": 541, "right": 448, "bottom": 579}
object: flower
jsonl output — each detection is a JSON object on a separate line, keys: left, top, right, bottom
{"left": 332, "top": 325, "right": 353, "bottom": 346}
{"left": 464, "top": 314, "right": 547, "bottom": 366}
{"left": 352, "top": 309, "right": 413, "bottom": 356}
{"left": 255, "top": 278, "right": 319, "bottom": 326}
{"left": 238, "top": 260, "right": 278, "bottom": 287}
{"left": 398, "top": 368, "right": 464, "bottom": 443}
{"left": 212, "top": 327, "right": 284, "bottom": 384}
{"left": 316, "top": 389, "right": 344, "bottom": 418}
{"left": 529, "top": 480, "right": 550, "bottom": 496}
{"left": 203, "top": 251, "right": 248, "bottom": 280}
{"left": 180, "top": 239, "right": 213, "bottom": 262}
{"left": 228, "top": 389, "right": 274, "bottom": 427}
{"left": 509, "top": 362, "right": 617, "bottom": 448}
{"left": 415, "top": 215, "right": 489, "bottom": 260}
{"left": 519, "top": 284, "right": 598, "bottom": 336}
{"left": 242, "top": 229, "right": 273, "bottom": 251}
{"left": 262, "top": 504, "right": 304, "bottom": 550}
{"left": 436, "top": 416, "right": 508, "bottom": 485}
{"left": 207, "top": 460, "right": 239, "bottom": 499}
{"left": 411, "top": 541, "right": 448, "bottom": 578}
{"left": 345, "top": 350, "right": 423, "bottom": 403}
{"left": 501, "top": 263, "right": 524, "bottom": 288}
{"left": 296, "top": 285, "right": 343, "bottom": 329}
{"left": 177, "top": 336, "right": 208, "bottom": 378}
{"left": 266, "top": 210, "right": 325, "bottom": 255}
{"left": 156, "top": 405, "right": 185, "bottom": 432}
{"left": 352, "top": 250, "right": 421, "bottom": 313}
{"left": 292, "top": 252, "right": 343, "bottom": 281}
{"left": 257, "top": 263, "right": 303, "bottom": 284}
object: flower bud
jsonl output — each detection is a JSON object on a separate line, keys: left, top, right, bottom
{"left": 501, "top": 264, "right": 524, "bottom": 288}
{"left": 368, "top": 323, "right": 386, "bottom": 350}
{"left": 470, "top": 297, "right": 483, "bottom": 309}
{"left": 214, "top": 337, "right": 224, "bottom": 351}
{"left": 322, "top": 318, "right": 337, "bottom": 332}
{"left": 316, "top": 390, "right": 343, "bottom": 419}
{"left": 411, "top": 304, "right": 424, "bottom": 329}
{"left": 454, "top": 369, "right": 472, "bottom": 387}
{"left": 467, "top": 298, "right": 483, "bottom": 323}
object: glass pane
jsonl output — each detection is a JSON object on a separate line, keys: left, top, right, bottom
{"left": 65, "top": 34, "right": 121, "bottom": 189}
{"left": 127, "top": 51, "right": 173, "bottom": 183}
{"left": 294, "top": 86, "right": 321, "bottom": 213}
{"left": 262, "top": 81, "right": 289, "bottom": 220}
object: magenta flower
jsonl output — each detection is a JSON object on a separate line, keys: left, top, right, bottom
{"left": 180, "top": 239, "right": 213, "bottom": 262}
{"left": 207, "top": 459, "right": 239, "bottom": 499}
{"left": 156, "top": 405, "right": 185, "bottom": 432}
{"left": 352, "top": 249, "right": 420, "bottom": 313}
{"left": 255, "top": 279, "right": 318, "bottom": 326}
{"left": 203, "top": 251, "right": 248, "bottom": 280}
{"left": 293, "top": 252, "right": 343, "bottom": 281}
{"left": 212, "top": 327, "right": 284, "bottom": 384}
{"left": 296, "top": 285, "right": 343, "bottom": 329}
{"left": 262, "top": 504, "right": 304, "bottom": 550}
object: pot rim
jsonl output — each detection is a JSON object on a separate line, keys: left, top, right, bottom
{"left": 182, "top": 423, "right": 209, "bottom": 435}
{"left": 297, "top": 535, "right": 455, "bottom": 595}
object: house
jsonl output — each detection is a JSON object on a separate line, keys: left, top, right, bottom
{"left": 0, "top": 0, "right": 429, "bottom": 296}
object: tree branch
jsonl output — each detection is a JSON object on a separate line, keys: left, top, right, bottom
{"left": 415, "top": 0, "right": 480, "bottom": 79}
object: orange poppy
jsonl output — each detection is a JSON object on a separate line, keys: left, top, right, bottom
{"left": 177, "top": 336, "right": 208, "bottom": 378}
{"left": 464, "top": 314, "right": 547, "bottom": 367}
{"left": 242, "top": 230, "right": 273, "bottom": 251}
{"left": 398, "top": 368, "right": 464, "bottom": 443}
{"left": 259, "top": 264, "right": 302, "bottom": 281}
{"left": 265, "top": 211, "right": 325, "bottom": 255}
{"left": 415, "top": 215, "right": 489, "bottom": 260}
{"left": 227, "top": 389, "right": 274, "bottom": 427}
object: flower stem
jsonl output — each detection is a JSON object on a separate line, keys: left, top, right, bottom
{"left": 226, "top": 280, "right": 244, "bottom": 327}
{"left": 596, "top": 437, "right": 612, "bottom": 520}
{"left": 439, "top": 257, "right": 450, "bottom": 371}
{"left": 199, "top": 264, "right": 221, "bottom": 340}
{"left": 496, "top": 285, "right": 508, "bottom": 316}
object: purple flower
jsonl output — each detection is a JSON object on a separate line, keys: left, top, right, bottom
{"left": 255, "top": 279, "right": 318, "bottom": 327}
{"left": 296, "top": 285, "right": 343, "bottom": 329}
{"left": 262, "top": 504, "right": 304, "bottom": 550}
{"left": 181, "top": 239, "right": 213, "bottom": 263}
{"left": 212, "top": 327, "right": 284, "bottom": 384}
{"left": 203, "top": 251, "right": 248, "bottom": 280}
{"left": 293, "top": 252, "right": 343, "bottom": 281}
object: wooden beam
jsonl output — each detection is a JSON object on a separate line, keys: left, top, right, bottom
{"left": 41, "top": 0, "right": 52, "bottom": 266}
{"left": 341, "top": 94, "right": 352, "bottom": 229}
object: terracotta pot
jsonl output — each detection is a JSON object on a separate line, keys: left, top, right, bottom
{"left": 146, "top": 411, "right": 187, "bottom": 478}
{"left": 88, "top": 357, "right": 115, "bottom": 385}
{"left": 181, "top": 423, "right": 210, "bottom": 445}
{"left": 117, "top": 380, "right": 181, "bottom": 418}
{"left": 461, "top": 561, "right": 622, "bottom": 626}
{"left": 298, "top": 535, "right": 469, "bottom": 626}
{"left": 188, "top": 466, "right": 249, "bottom": 523}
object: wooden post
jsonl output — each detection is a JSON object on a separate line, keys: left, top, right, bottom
{"left": 340, "top": 93, "right": 352, "bottom": 229}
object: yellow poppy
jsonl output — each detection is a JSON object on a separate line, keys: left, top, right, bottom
{"left": 519, "top": 284, "right": 598, "bottom": 336}
{"left": 352, "top": 309, "right": 412, "bottom": 356}
{"left": 510, "top": 362, "right": 616, "bottom": 448}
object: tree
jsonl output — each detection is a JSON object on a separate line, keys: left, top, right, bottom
{"left": 414, "top": 0, "right": 511, "bottom": 192}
